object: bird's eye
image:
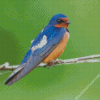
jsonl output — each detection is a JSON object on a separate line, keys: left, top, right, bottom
{"left": 57, "top": 19, "right": 64, "bottom": 23}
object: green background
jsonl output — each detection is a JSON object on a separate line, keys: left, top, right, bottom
{"left": 0, "top": 0, "right": 100, "bottom": 100}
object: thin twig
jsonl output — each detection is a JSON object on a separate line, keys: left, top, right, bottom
{"left": 0, "top": 54, "right": 100, "bottom": 70}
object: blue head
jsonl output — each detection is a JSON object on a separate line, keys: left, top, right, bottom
{"left": 49, "top": 14, "right": 71, "bottom": 29}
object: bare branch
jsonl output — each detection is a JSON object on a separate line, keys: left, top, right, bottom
{"left": 0, "top": 54, "right": 100, "bottom": 70}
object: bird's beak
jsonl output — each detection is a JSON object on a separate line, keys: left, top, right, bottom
{"left": 66, "top": 21, "right": 71, "bottom": 24}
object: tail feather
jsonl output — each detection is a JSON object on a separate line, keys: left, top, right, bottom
{"left": 5, "top": 71, "right": 20, "bottom": 85}
{"left": 5, "top": 63, "right": 26, "bottom": 86}
{"left": 5, "top": 55, "right": 44, "bottom": 86}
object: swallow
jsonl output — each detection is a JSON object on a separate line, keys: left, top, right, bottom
{"left": 5, "top": 14, "right": 71, "bottom": 86}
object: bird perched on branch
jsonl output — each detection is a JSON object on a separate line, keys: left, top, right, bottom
{"left": 5, "top": 14, "right": 71, "bottom": 86}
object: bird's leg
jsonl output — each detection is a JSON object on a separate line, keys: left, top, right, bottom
{"left": 51, "top": 60, "right": 57, "bottom": 67}
{"left": 43, "top": 66, "right": 47, "bottom": 68}
{"left": 47, "top": 60, "right": 56, "bottom": 69}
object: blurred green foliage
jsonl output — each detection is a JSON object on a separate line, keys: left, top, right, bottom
{"left": 0, "top": 0, "right": 100, "bottom": 100}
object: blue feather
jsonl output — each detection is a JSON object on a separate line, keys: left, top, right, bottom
{"left": 5, "top": 13, "right": 70, "bottom": 86}
{"left": 21, "top": 25, "right": 67, "bottom": 64}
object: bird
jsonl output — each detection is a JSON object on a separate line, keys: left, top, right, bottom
{"left": 5, "top": 14, "right": 71, "bottom": 86}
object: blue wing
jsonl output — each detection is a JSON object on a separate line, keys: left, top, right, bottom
{"left": 5, "top": 25, "right": 66, "bottom": 86}
{"left": 21, "top": 25, "right": 66, "bottom": 64}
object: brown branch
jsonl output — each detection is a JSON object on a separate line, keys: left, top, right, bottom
{"left": 0, "top": 54, "right": 100, "bottom": 70}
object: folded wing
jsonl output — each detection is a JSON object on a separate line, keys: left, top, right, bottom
{"left": 5, "top": 26, "right": 66, "bottom": 86}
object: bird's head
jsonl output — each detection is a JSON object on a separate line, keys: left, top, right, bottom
{"left": 49, "top": 14, "right": 71, "bottom": 29}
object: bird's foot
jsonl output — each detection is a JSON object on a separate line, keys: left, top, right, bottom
{"left": 43, "top": 66, "right": 47, "bottom": 68}
{"left": 47, "top": 60, "right": 56, "bottom": 69}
